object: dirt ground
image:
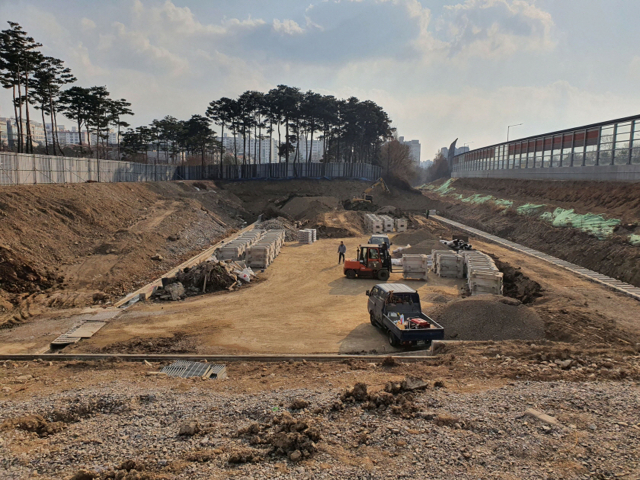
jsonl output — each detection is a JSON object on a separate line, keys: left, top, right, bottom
{"left": 68, "top": 234, "right": 466, "bottom": 356}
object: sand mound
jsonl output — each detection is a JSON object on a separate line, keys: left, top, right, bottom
{"left": 433, "top": 295, "right": 545, "bottom": 341}
{"left": 279, "top": 196, "right": 340, "bottom": 220}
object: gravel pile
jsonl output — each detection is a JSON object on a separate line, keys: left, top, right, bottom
{"left": 1, "top": 376, "right": 638, "bottom": 479}
{"left": 434, "top": 295, "right": 545, "bottom": 340}
{"left": 261, "top": 217, "right": 298, "bottom": 242}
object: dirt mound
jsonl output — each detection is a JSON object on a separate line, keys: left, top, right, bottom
{"left": 2, "top": 414, "right": 66, "bottom": 437}
{"left": 0, "top": 246, "right": 56, "bottom": 294}
{"left": 392, "top": 229, "right": 442, "bottom": 256}
{"left": 433, "top": 296, "right": 545, "bottom": 341}
{"left": 492, "top": 257, "right": 542, "bottom": 304}
{"left": 337, "top": 378, "right": 428, "bottom": 418}
{"left": 279, "top": 196, "right": 340, "bottom": 220}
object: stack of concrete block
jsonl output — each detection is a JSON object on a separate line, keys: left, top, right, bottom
{"left": 395, "top": 218, "right": 408, "bottom": 232}
{"left": 246, "top": 230, "right": 287, "bottom": 269}
{"left": 298, "top": 229, "right": 314, "bottom": 244}
{"left": 364, "top": 214, "right": 384, "bottom": 234}
{"left": 377, "top": 215, "right": 394, "bottom": 232}
{"left": 463, "top": 251, "right": 503, "bottom": 296}
{"left": 218, "top": 229, "right": 268, "bottom": 261}
{"left": 432, "top": 249, "right": 465, "bottom": 278}
{"left": 402, "top": 254, "right": 429, "bottom": 280}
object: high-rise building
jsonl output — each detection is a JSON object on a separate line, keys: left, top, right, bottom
{"left": 399, "top": 136, "right": 421, "bottom": 164}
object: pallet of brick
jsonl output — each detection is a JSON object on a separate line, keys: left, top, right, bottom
{"left": 402, "top": 254, "right": 429, "bottom": 280}
{"left": 395, "top": 218, "right": 407, "bottom": 232}
{"left": 379, "top": 215, "right": 395, "bottom": 233}
{"left": 298, "top": 229, "right": 313, "bottom": 244}
{"left": 432, "top": 250, "right": 464, "bottom": 278}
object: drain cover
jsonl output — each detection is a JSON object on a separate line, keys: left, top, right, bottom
{"left": 161, "top": 360, "right": 227, "bottom": 379}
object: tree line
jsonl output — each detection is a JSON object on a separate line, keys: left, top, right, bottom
{"left": 206, "top": 86, "right": 394, "bottom": 165}
{"left": 1, "top": 21, "right": 403, "bottom": 171}
{"left": 0, "top": 21, "right": 133, "bottom": 158}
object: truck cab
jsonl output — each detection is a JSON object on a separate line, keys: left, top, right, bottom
{"left": 366, "top": 283, "right": 444, "bottom": 348}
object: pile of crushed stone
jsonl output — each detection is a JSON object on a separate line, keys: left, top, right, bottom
{"left": 261, "top": 217, "right": 298, "bottom": 242}
{"left": 432, "top": 295, "right": 545, "bottom": 341}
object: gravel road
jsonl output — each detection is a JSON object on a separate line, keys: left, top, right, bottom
{"left": 1, "top": 361, "right": 638, "bottom": 480}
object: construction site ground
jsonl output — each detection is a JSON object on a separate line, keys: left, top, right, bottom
{"left": 1, "top": 178, "right": 639, "bottom": 479}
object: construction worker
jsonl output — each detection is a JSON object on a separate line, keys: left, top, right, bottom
{"left": 338, "top": 241, "right": 346, "bottom": 264}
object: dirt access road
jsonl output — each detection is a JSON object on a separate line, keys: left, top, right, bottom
{"left": 71, "top": 235, "right": 465, "bottom": 355}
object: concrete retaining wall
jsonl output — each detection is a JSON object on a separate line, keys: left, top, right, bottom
{"left": 0, "top": 152, "right": 381, "bottom": 186}
{"left": 452, "top": 163, "right": 640, "bottom": 182}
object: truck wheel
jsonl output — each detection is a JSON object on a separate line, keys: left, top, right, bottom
{"left": 377, "top": 269, "right": 390, "bottom": 281}
{"left": 388, "top": 331, "right": 398, "bottom": 347}
{"left": 345, "top": 269, "right": 356, "bottom": 279}
{"left": 370, "top": 312, "right": 377, "bottom": 327}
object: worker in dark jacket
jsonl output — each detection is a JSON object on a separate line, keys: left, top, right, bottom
{"left": 338, "top": 241, "right": 346, "bottom": 264}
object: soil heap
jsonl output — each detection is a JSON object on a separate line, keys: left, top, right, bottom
{"left": 433, "top": 295, "right": 545, "bottom": 341}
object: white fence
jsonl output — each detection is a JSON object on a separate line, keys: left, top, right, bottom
{"left": 0, "top": 152, "right": 381, "bottom": 186}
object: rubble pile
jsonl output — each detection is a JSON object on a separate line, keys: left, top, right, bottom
{"left": 336, "top": 377, "right": 430, "bottom": 418}
{"left": 152, "top": 260, "right": 247, "bottom": 301}
{"left": 236, "top": 412, "right": 322, "bottom": 462}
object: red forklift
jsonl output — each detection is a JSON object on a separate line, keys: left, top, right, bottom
{"left": 343, "top": 244, "right": 393, "bottom": 281}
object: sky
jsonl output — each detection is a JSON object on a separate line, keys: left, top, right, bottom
{"left": 1, "top": 0, "right": 640, "bottom": 159}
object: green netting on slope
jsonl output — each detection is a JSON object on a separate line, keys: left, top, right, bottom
{"left": 494, "top": 199, "right": 514, "bottom": 208}
{"left": 461, "top": 194, "right": 494, "bottom": 204}
{"left": 540, "top": 208, "right": 621, "bottom": 239}
{"left": 427, "top": 178, "right": 456, "bottom": 194}
{"left": 629, "top": 234, "right": 640, "bottom": 246}
{"left": 517, "top": 204, "right": 546, "bottom": 215}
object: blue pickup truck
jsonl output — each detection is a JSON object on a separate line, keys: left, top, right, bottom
{"left": 366, "top": 283, "right": 444, "bottom": 348}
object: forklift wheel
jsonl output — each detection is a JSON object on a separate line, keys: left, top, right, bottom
{"left": 377, "top": 269, "right": 390, "bottom": 281}
{"left": 345, "top": 269, "right": 356, "bottom": 279}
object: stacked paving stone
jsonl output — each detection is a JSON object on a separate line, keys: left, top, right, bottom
{"left": 431, "top": 250, "right": 465, "bottom": 279}
{"left": 462, "top": 251, "right": 503, "bottom": 296}
{"left": 298, "top": 229, "right": 317, "bottom": 245}
{"left": 364, "top": 214, "right": 384, "bottom": 234}
{"left": 395, "top": 218, "right": 408, "bottom": 232}
{"left": 364, "top": 214, "right": 407, "bottom": 234}
{"left": 401, "top": 254, "right": 429, "bottom": 280}
{"left": 218, "top": 230, "right": 265, "bottom": 261}
{"left": 379, "top": 215, "right": 395, "bottom": 233}
{"left": 246, "top": 230, "right": 286, "bottom": 269}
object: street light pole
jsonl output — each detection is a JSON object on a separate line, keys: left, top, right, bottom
{"left": 507, "top": 123, "right": 523, "bottom": 142}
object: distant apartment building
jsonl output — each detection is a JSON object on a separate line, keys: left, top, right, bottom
{"left": 45, "top": 124, "right": 117, "bottom": 146}
{"left": 399, "top": 136, "right": 421, "bottom": 164}
{"left": 3, "top": 117, "right": 46, "bottom": 148}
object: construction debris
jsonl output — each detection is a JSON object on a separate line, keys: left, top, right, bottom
{"left": 152, "top": 260, "right": 243, "bottom": 300}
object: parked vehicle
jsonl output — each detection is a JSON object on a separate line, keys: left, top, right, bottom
{"left": 366, "top": 283, "right": 444, "bottom": 348}
{"left": 368, "top": 234, "right": 391, "bottom": 248}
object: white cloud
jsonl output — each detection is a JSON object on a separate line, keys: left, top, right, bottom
{"left": 438, "top": 0, "right": 555, "bottom": 60}
{"left": 80, "top": 18, "right": 96, "bottom": 31}
{"left": 273, "top": 19, "right": 304, "bottom": 35}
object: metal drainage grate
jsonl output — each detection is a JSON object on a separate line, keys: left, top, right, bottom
{"left": 161, "top": 360, "right": 227, "bottom": 379}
